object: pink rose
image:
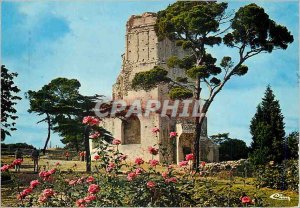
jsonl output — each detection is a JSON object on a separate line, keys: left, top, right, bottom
{"left": 76, "top": 199, "right": 86, "bottom": 207}
{"left": 112, "top": 138, "right": 121, "bottom": 145}
{"left": 22, "top": 187, "right": 33, "bottom": 196}
{"left": 241, "top": 196, "right": 252, "bottom": 204}
{"left": 86, "top": 176, "right": 95, "bottom": 183}
{"left": 149, "top": 159, "right": 159, "bottom": 167}
{"left": 69, "top": 180, "right": 77, "bottom": 185}
{"left": 94, "top": 155, "right": 100, "bottom": 160}
{"left": 161, "top": 172, "right": 168, "bottom": 178}
{"left": 152, "top": 127, "right": 160, "bottom": 133}
{"left": 169, "top": 131, "right": 177, "bottom": 138}
{"left": 1, "top": 164, "right": 10, "bottom": 172}
{"left": 200, "top": 161, "right": 206, "bottom": 167}
{"left": 48, "top": 169, "right": 56, "bottom": 174}
{"left": 55, "top": 162, "right": 61, "bottom": 166}
{"left": 88, "top": 184, "right": 100, "bottom": 194}
{"left": 89, "top": 132, "right": 100, "bottom": 139}
{"left": 179, "top": 160, "right": 189, "bottom": 167}
{"left": 146, "top": 181, "right": 156, "bottom": 189}
{"left": 30, "top": 180, "right": 40, "bottom": 189}
{"left": 165, "top": 177, "right": 177, "bottom": 183}
{"left": 82, "top": 116, "right": 100, "bottom": 126}
{"left": 84, "top": 195, "right": 97, "bottom": 203}
{"left": 38, "top": 195, "right": 48, "bottom": 203}
{"left": 185, "top": 153, "right": 194, "bottom": 161}
{"left": 42, "top": 189, "right": 55, "bottom": 197}
{"left": 135, "top": 157, "right": 144, "bottom": 165}
{"left": 127, "top": 172, "right": 137, "bottom": 181}
{"left": 148, "top": 146, "right": 158, "bottom": 155}
{"left": 135, "top": 168, "right": 143, "bottom": 175}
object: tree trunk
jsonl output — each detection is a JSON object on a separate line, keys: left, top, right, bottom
{"left": 84, "top": 125, "right": 91, "bottom": 172}
{"left": 42, "top": 112, "right": 51, "bottom": 155}
{"left": 193, "top": 77, "right": 201, "bottom": 170}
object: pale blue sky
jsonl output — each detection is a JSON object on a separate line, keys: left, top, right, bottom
{"left": 2, "top": 1, "right": 299, "bottom": 148}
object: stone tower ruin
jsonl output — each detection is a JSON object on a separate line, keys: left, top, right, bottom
{"left": 90, "top": 12, "right": 219, "bottom": 164}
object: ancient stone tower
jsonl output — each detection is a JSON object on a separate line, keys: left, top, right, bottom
{"left": 90, "top": 13, "right": 219, "bottom": 163}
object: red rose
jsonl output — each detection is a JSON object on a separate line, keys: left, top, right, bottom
{"left": 84, "top": 195, "right": 96, "bottom": 203}
{"left": 148, "top": 146, "right": 158, "bottom": 155}
{"left": 127, "top": 172, "right": 137, "bottom": 181}
{"left": 94, "top": 155, "right": 100, "bottom": 160}
{"left": 146, "top": 181, "right": 156, "bottom": 189}
{"left": 135, "top": 157, "right": 144, "bottom": 165}
{"left": 89, "top": 132, "right": 100, "bottom": 139}
{"left": 48, "top": 169, "right": 56, "bottom": 175}
{"left": 112, "top": 138, "right": 121, "bottom": 145}
{"left": 179, "top": 160, "right": 189, "bottom": 167}
{"left": 76, "top": 198, "right": 86, "bottom": 207}
{"left": 88, "top": 184, "right": 100, "bottom": 194}
{"left": 30, "top": 180, "right": 40, "bottom": 189}
{"left": 152, "top": 127, "right": 160, "bottom": 133}
{"left": 42, "top": 188, "right": 55, "bottom": 197}
{"left": 165, "top": 177, "right": 177, "bottom": 183}
{"left": 185, "top": 153, "right": 194, "bottom": 161}
{"left": 149, "top": 159, "right": 159, "bottom": 167}
{"left": 135, "top": 168, "right": 143, "bottom": 175}
{"left": 169, "top": 131, "right": 177, "bottom": 138}
{"left": 86, "top": 176, "right": 95, "bottom": 183}
{"left": 241, "top": 196, "right": 252, "bottom": 204}
{"left": 38, "top": 195, "right": 48, "bottom": 203}
{"left": 200, "top": 161, "right": 206, "bottom": 167}
{"left": 161, "top": 172, "right": 168, "bottom": 178}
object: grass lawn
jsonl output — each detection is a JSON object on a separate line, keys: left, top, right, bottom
{"left": 1, "top": 155, "right": 298, "bottom": 207}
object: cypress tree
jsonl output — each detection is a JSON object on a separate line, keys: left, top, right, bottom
{"left": 250, "top": 85, "right": 286, "bottom": 164}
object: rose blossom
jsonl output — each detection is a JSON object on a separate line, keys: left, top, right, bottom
{"left": 135, "top": 157, "right": 144, "bottom": 165}
{"left": 179, "top": 160, "right": 189, "bottom": 167}
{"left": 185, "top": 153, "right": 194, "bottom": 161}
{"left": 161, "top": 172, "right": 168, "bottom": 178}
{"left": 200, "top": 161, "right": 206, "bottom": 167}
{"left": 22, "top": 187, "right": 33, "bottom": 196}
{"left": 1, "top": 164, "right": 10, "bottom": 172}
{"left": 42, "top": 189, "right": 55, "bottom": 197}
{"left": 30, "top": 180, "right": 40, "bottom": 189}
{"left": 112, "top": 138, "right": 121, "bottom": 145}
{"left": 38, "top": 195, "right": 48, "bottom": 203}
{"left": 241, "top": 196, "right": 252, "bottom": 204}
{"left": 82, "top": 116, "right": 100, "bottom": 126}
{"left": 48, "top": 169, "right": 56, "bottom": 174}
{"left": 86, "top": 176, "right": 95, "bottom": 183}
{"left": 55, "top": 162, "right": 61, "bottom": 166}
{"left": 169, "top": 131, "right": 177, "bottom": 138}
{"left": 146, "top": 181, "right": 156, "bottom": 189}
{"left": 165, "top": 177, "right": 177, "bottom": 183}
{"left": 76, "top": 199, "right": 86, "bottom": 207}
{"left": 135, "top": 168, "right": 143, "bottom": 175}
{"left": 127, "top": 172, "right": 137, "bottom": 181}
{"left": 69, "top": 179, "right": 77, "bottom": 185}
{"left": 89, "top": 132, "right": 100, "bottom": 139}
{"left": 88, "top": 184, "right": 100, "bottom": 194}
{"left": 148, "top": 146, "right": 158, "bottom": 155}
{"left": 84, "top": 195, "right": 97, "bottom": 203}
{"left": 152, "top": 127, "right": 160, "bottom": 133}
{"left": 149, "top": 159, "right": 159, "bottom": 167}
{"left": 94, "top": 155, "right": 100, "bottom": 160}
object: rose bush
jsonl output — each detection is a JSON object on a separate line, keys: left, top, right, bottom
{"left": 12, "top": 116, "right": 267, "bottom": 207}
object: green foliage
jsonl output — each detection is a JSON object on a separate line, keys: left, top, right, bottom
{"left": 286, "top": 131, "right": 299, "bottom": 159}
{"left": 255, "top": 160, "right": 298, "bottom": 192}
{"left": 1, "top": 143, "right": 35, "bottom": 150}
{"left": 219, "top": 139, "right": 249, "bottom": 161}
{"left": 223, "top": 3, "right": 293, "bottom": 52}
{"left": 131, "top": 66, "right": 170, "bottom": 91}
{"left": 1, "top": 65, "right": 22, "bottom": 141}
{"left": 168, "top": 87, "right": 193, "bottom": 100}
{"left": 233, "top": 65, "right": 248, "bottom": 76}
{"left": 155, "top": 1, "right": 228, "bottom": 43}
{"left": 187, "top": 66, "right": 209, "bottom": 79}
{"left": 249, "top": 86, "right": 286, "bottom": 165}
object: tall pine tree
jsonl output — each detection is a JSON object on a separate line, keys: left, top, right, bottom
{"left": 250, "top": 85, "right": 286, "bottom": 164}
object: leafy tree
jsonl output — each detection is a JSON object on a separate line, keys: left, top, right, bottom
{"left": 1, "top": 65, "right": 22, "bottom": 141}
{"left": 250, "top": 86, "right": 286, "bottom": 164}
{"left": 131, "top": 2, "right": 293, "bottom": 169}
{"left": 286, "top": 131, "right": 299, "bottom": 160}
{"left": 26, "top": 77, "right": 113, "bottom": 171}
{"left": 210, "top": 133, "right": 249, "bottom": 161}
